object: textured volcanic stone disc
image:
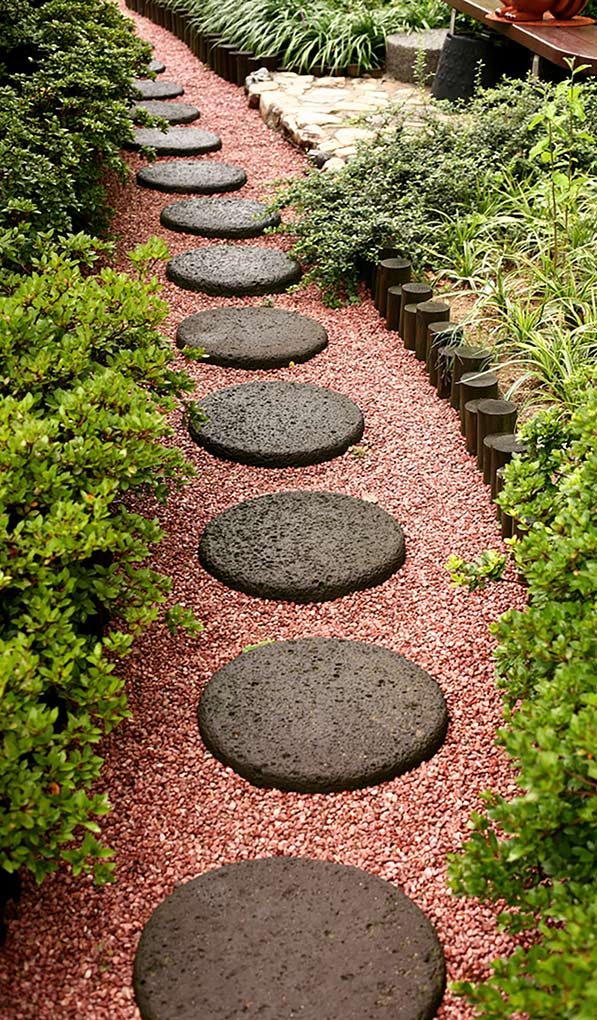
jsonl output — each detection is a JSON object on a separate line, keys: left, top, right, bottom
{"left": 199, "top": 638, "right": 448, "bottom": 792}
{"left": 167, "top": 245, "right": 301, "bottom": 296}
{"left": 176, "top": 306, "right": 328, "bottom": 368}
{"left": 132, "top": 100, "right": 200, "bottom": 124}
{"left": 127, "top": 127, "right": 222, "bottom": 155}
{"left": 136, "top": 160, "right": 247, "bottom": 195}
{"left": 134, "top": 857, "right": 445, "bottom": 1020}
{"left": 198, "top": 491, "right": 406, "bottom": 601}
{"left": 133, "top": 78, "right": 184, "bottom": 99}
{"left": 160, "top": 197, "right": 280, "bottom": 238}
{"left": 148, "top": 58, "right": 166, "bottom": 74}
{"left": 190, "top": 381, "right": 364, "bottom": 467}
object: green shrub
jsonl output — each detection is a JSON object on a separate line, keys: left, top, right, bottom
{"left": 0, "top": 0, "right": 150, "bottom": 266}
{"left": 274, "top": 75, "right": 597, "bottom": 304}
{"left": 447, "top": 389, "right": 597, "bottom": 1018}
{"left": 0, "top": 235, "right": 195, "bottom": 883}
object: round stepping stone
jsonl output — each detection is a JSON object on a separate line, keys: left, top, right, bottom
{"left": 167, "top": 245, "right": 301, "bottom": 296}
{"left": 148, "top": 58, "right": 165, "bottom": 74}
{"left": 191, "top": 381, "right": 364, "bottom": 467}
{"left": 198, "top": 491, "right": 406, "bottom": 601}
{"left": 160, "top": 197, "right": 280, "bottom": 239}
{"left": 127, "top": 127, "right": 222, "bottom": 156}
{"left": 199, "top": 638, "right": 448, "bottom": 792}
{"left": 132, "top": 100, "right": 200, "bottom": 125}
{"left": 133, "top": 78, "right": 184, "bottom": 100}
{"left": 177, "top": 306, "right": 328, "bottom": 368}
{"left": 136, "top": 160, "right": 247, "bottom": 195}
{"left": 134, "top": 857, "right": 445, "bottom": 1020}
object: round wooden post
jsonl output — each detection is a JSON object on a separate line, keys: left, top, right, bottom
{"left": 415, "top": 301, "right": 450, "bottom": 361}
{"left": 373, "top": 248, "right": 402, "bottom": 309}
{"left": 459, "top": 371, "right": 499, "bottom": 423}
{"left": 402, "top": 304, "right": 419, "bottom": 351}
{"left": 399, "top": 283, "right": 433, "bottom": 338}
{"left": 463, "top": 398, "right": 482, "bottom": 451}
{"left": 427, "top": 323, "right": 463, "bottom": 385}
{"left": 476, "top": 400, "right": 518, "bottom": 473}
{"left": 450, "top": 346, "right": 491, "bottom": 409}
{"left": 435, "top": 343, "right": 461, "bottom": 398}
{"left": 377, "top": 258, "right": 411, "bottom": 318}
{"left": 495, "top": 468, "right": 513, "bottom": 538}
{"left": 386, "top": 286, "right": 403, "bottom": 331}
{"left": 486, "top": 434, "right": 526, "bottom": 497}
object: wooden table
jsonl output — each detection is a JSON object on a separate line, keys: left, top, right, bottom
{"left": 444, "top": 0, "right": 597, "bottom": 73}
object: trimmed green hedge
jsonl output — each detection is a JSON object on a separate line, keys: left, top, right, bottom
{"left": 448, "top": 388, "right": 597, "bottom": 1017}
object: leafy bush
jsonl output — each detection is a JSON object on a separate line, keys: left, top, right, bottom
{"left": 175, "top": 0, "right": 448, "bottom": 72}
{"left": 0, "top": 235, "right": 195, "bottom": 884}
{"left": 275, "top": 75, "right": 597, "bottom": 304}
{"left": 447, "top": 390, "right": 597, "bottom": 1017}
{"left": 0, "top": 0, "right": 150, "bottom": 266}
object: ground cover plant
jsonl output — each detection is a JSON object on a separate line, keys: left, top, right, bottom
{"left": 174, "top": 0, "right": 448, "bottom": 72}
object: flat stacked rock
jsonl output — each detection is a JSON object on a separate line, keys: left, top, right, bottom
{"left": 133, "top": 78, "right": 184, "bottom": 100}
{"left": 167, "top": 245, "right": 301, "bottom": 296}
{"left": 127, "top": 127, "right": 222, "bottom": 155}
{"left": 160, "top": 197, "right": 280, "bottom": 238}
{"left": 176, "top": 306, "right": 327, "bottom": 368}
{"left": 191, "top": 381, "right": 363, "bottom": 467}
{"left": 134, "top": 858, "right": 445, "bottom": 1020}
{"left": 199, "top": 638, "right": 448, "bottom": 791}
{"left": 137, "top": 160, "right": 247, "bottom": 194}
{"left": 198, "top": 490, "right": 406, "bottom": 601}
{"left": 132, "top": 100, "right": 200, "bottom": 124}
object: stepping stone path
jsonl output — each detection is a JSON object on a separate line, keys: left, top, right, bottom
{"left": 198, "top": 491, "right": 406, "bottom": 601}
{"left": 126, "top": 44, "right": 446, "bottom": 1019}
{"left": 167, "top": 245, "right": 301, "bottom": 296}
{"left": 160, "top": 197, "right": 280, "bottom": 238}
{"left": 147, "top": 58, "right": 165, "bottom": 74}
{"left": 199, "top": 638, "right": 448, "bottom": 791}
{"left": 133, "top": 78, "right": 184, "bottom": 99}
{"left": 132, "top": 99, "right": 200, "bottom": 124}
{"left": 128, "top": 127, "right": 222, "bottom": 155}
{"left": 134, "top": 858, "right": 445, "bottom": 1020}
{"left": 137, "top": 160, "right": 247, "bottom": 194}
{"left": 176, "top": 306, "right": 328, "bottom": 368}
{"left": 190, "top": 381, "right": 364, "bottom": 467}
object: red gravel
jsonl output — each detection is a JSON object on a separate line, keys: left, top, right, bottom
{"left": 0, "top": 10, "right": 528, "bottom": 1019}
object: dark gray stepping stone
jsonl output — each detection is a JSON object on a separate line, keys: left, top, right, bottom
{"left": 134, "top": 857, "right": 445, "bottom": 1020}
{"left": 167, "top": 245, "right": 301, "bottom": 296}
{"left": 133, "top": 78, "right": 184, "bottom": 100}
{"left": 177, "top": 306, "right": 328, "bottom": 368}
{"left": 191, "top": 381, "right": 364, "bottom": 467}
{"left": 198, "top": 491, "right": 405, "bottom": 601}
{"left": 148, "top": 59, "right": 166, "bottom": 74}
{"left": 160, "top": 198, "right": 280, "bottom": 239}
{"left": 136, "top": 160, "right": 246, "bottom": 195}
{"left": 132, "top": 100, "right": 200, "bottom": 124}
{"left": 127, "top": 128, "right": 222, "bottom": 156}
{"left": 199, "top": 638, "right": 448, "bottom": 792}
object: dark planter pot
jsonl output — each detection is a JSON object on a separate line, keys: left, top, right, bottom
{"left": 415, "top": 301, "right": 450, "bottom": 361}
{"left": 477, "top": 400, "right": 519, "bottom": 474}
{"left": 399, "top": 282, "right": 433, "bottom": 339}
{"left": 432, "top": 33, "right": 501, "bottom": 102}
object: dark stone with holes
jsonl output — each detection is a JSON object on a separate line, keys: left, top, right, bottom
{"left": 199, "top": 491, "right": 405, "bottom": 601}
{"left": 167, "top": 245, "right": 301, "bottom": 296}
{"left": 191, "top": 381, "right": 364, "bottom": 467}
{"left": 132, "top": 100, "right": 200, "bottom": 124}
{"left": 161, "top": 198, "right": 280, "bottom": 238}
{"left": 133, "top": 78, "right": 184, "bottom": 99}
{"left": 199, "top": 638, "right": 448, "bottom": 792}
{"left": 177, "top": 306, "right": 327, "bottom": 368}
{"left": 127, "top": 127, "right": 222, "bottom": 155}
{"left": 134, "top": 857, "right": 445, "bottom": 1020}
{"left": 136, "top": 160, "right": 246, "bottom": 194}
{"left": 148, "top": 58, "right": 166, "bottom": 74}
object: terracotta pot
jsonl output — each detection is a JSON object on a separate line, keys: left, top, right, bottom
{"left": 549, "top": 0, "right": 588, "bottom": 16}
{"left": 499, "top": 0, "right": 553, "bottom": 22}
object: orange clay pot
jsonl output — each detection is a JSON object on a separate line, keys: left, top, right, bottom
{"left": 499, "top": 0, "right": 552, "bottom": 21}
{"left": 549, "top": 0, "right": 589, "bottom": 17}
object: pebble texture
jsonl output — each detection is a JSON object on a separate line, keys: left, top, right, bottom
{"left": 198, "top": 491, "right": 406, "bottom": 601}
{"left": 133, "top": 78, "right": 183, "bottom": 99}
{"left": 167, "top": 245, "right": 301, "bottom": 296}
{"left": 199, "top": 638, "right": 448, "bottom": 791}
{"left": 136, "top": 160, "right": 247, "bottom": 194}
{"left": 176, "top": 306, "right": 328, "bottom": 368}
{"left": 134, "top": 858, "right": 446, "bottom": 1020}
{"left": 190, "top": 380, "right": 364, "bottom": 466}
{"left": 132, "top": 100, "right": 200, "bottom": 124}
{"left": 160, "top": 197, "right": 280, "bottom": 238}
{"left": 127, "top": 127, "right": 222, "bottom": 154}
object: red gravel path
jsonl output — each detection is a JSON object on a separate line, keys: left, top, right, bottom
{"left": 0, "top": 10, "right": 528, "bottom": 1019}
